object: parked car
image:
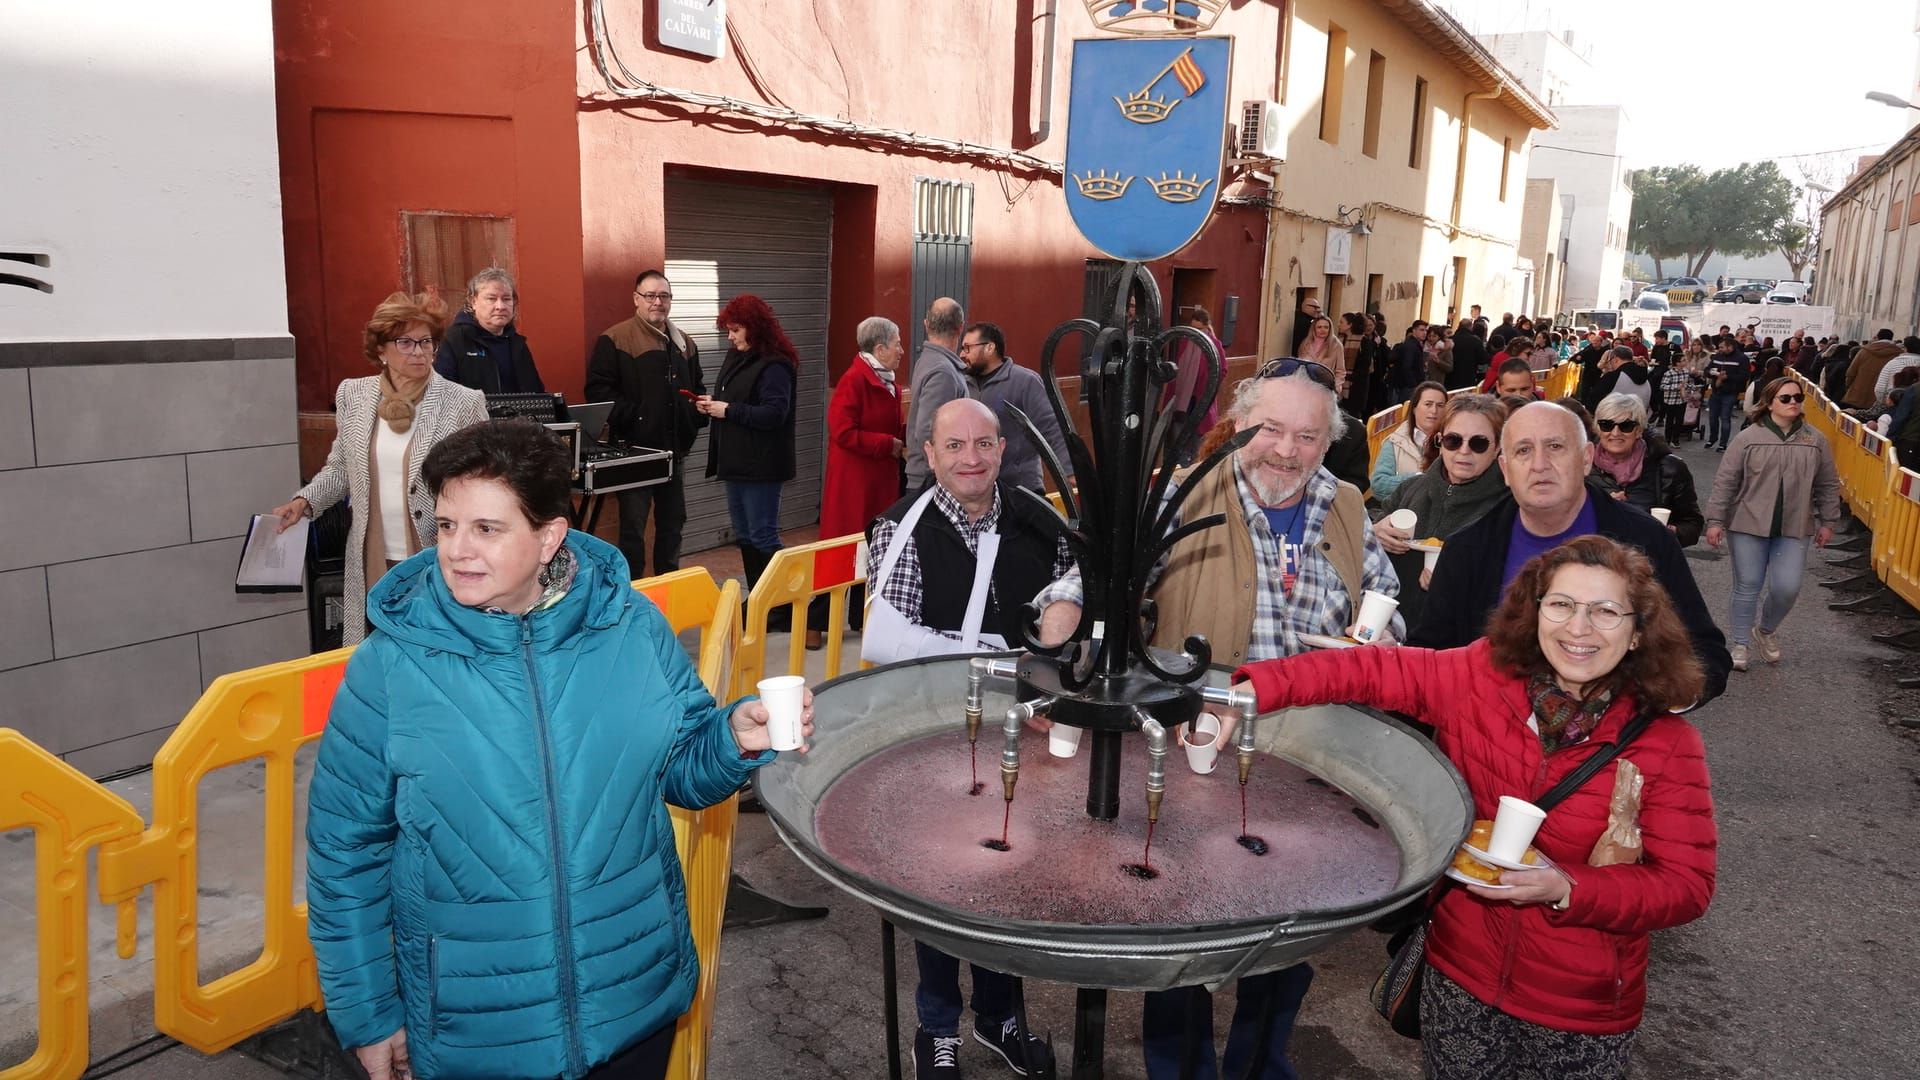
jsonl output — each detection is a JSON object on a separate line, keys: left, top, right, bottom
{"left": 1659, "top": 317, "right": 1692, "bottom": 347}
{"left": 1711, "top": 282, "right": 1772, "bottom": 303}
{"left": 1766, "top": 280, "right": 1811, "bottom": 304}
{"left": 1572, "top": 308, "right": 1621, "bottom": 332}
{"left": 1650, "top": 276, "right": 1710, "bottom": 304}
{"left": 1632, "top": 291, "right": 1672, "bottom": 312}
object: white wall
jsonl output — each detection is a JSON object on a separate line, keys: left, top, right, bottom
{"left": 1528, "top": 105, "right": 1632, "bottom": 310}
{"left": 0, "top": 1, "right": 288, "bottom": 341}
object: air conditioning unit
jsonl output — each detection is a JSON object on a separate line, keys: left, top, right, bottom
{"left": 1238, "top": 100, "right": 1286, "bottom": 161}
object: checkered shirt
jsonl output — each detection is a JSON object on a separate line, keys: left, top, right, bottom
{"left": 1032, "top": 461, "right": 1401, "bottom": 661}
{"left": 869, "top": 485, "right": 1076, "bottom": 638}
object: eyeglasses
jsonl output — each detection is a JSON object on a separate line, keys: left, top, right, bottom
{"left": 958, "top": 340, "right": 991, "bottom": 353}
{"left": 1595, "top": 418, "right": 1640, "bottom": 433}
{"left": 1774, "top": 393, "right": 1804, "bottom": 404}
{"left": 1439, "top": 432, "right": 1493, "bottom": 453}
{"left": 389, "top": 337, "right": 435, "bottom": 354}
{"left": 1537, "top": 593, "right": 1636, "bottom": 631}
{"left": 1257, "top": 357, "right": 1336, "bottom": 390}
{"left": 636, "top": 291, "right": 673, "bottom": 302}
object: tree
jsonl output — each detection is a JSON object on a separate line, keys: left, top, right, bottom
{"left": 1627, "top": 161, "right": 1798, "bottom": 279}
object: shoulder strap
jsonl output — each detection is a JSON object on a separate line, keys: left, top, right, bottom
{"left": 1536, "top": 705, "right": 1659, "bottom": 813}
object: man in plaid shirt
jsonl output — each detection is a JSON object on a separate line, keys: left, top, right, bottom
{"left": 1033, "top": 363, "right": 1400, "bottom": 1080}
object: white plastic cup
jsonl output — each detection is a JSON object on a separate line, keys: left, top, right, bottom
{"left": 757, "top": 675, "right": 806, "bottom": 752}
{"left": 1351, "top": 590, "right": 1400, "bottom": 644}
{"left": 1182, "top": 714, "right": 1222, "bottom": 774}
{"left": 1422, "top": 547, "right": 1441, "bottom": 572}
{"left": 1486, "top": 795, "right": 1548, "bottom": 863}
{"left": 1387, "top": 508, "right": 1418, "bottom": 533}
{"left": 1048, "top": 722, "right": 1084, "bottom": 759}
{"left": 1650, "top": 507, "right": 1672, "bottom": 526}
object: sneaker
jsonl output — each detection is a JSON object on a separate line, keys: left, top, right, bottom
{"left": 1730, "top": 643, "right": 1749, "bottom": 671}
{"left": 1752, "top": 626, "right": 1782, "bottom": 664}
{"left": 915, "top": 1029, "right": 964, "bottom": 1078}
{"left": 1715, "top": 443, "right": 1727, "bottom": 452}
{"left": 973, "top": 1015, "right": 1054, "bottom": 1076}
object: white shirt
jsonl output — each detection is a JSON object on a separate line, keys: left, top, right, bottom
{"left": 374, "top": 420, "right": 413, "bottom": 561}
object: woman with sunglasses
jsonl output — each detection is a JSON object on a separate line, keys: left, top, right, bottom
{"left": 1371, "top": 380, "right": 1448, "bottom": 502}
{"left": 269, "top": 291, "right": 486, "bottom": 645}
{"left": 1702, "top": 377, "right": 1841, "bottom": 671}
{"left": 1587, "top": 393, "right": 1704, "bottom": 547}
{"left": 1213, "top": 536, "right": 1715, "bottom": 1080}
{"left": 1375, "top": 395, "right": 1511, "bottom": 628}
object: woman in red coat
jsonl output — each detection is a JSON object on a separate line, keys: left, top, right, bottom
{"left": 1222, "top": 535, "right": 1715, "bottom": 1079}
{"left": 808, "top": 316, "right": 907, "bottom": 647}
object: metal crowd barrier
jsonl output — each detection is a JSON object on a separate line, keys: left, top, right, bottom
{"left": 1802, "top": 383, "right": 1920, "bottom": 614}
{"left": 1, "top": 568, "right": 743, "bottom": 1080}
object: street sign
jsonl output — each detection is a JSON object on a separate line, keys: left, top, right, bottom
{"left": 1064, "top": 35, "right": 1233, "bottom": 263}
{"left": 658, "top": 0, "right": 725, "bottom": 60}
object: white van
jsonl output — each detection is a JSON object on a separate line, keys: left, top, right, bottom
{"left": 1765, "top": 280, "right": 1811, "bottom": 305}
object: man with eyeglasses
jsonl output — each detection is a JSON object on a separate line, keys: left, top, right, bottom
{"left": 585, "top": 269, "right": 708, "bottom": 579}
{"left": 906, "top": 298, "right": 973, "bottom": 492}
{"left": 1410, "top": 402, "right": 1731, "bottom": 706}
{"left": 1289, "top": 295, "right": 1323, "bottom": 355}
{"left": 960, "top": 321, "right": 1073, "bottom": 493}
{"left": 1033, "top": 362, "right": 1402, "bottom": 1080}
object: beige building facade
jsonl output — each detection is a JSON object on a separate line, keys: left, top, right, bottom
{"left": 1258, "top": 0, "right": 1554, "bottom": 357}
{"left": 1520, "top": 177, "right": 1567, "bottom": 318}
{"left": 1816, "top": 124, "right": 1920, "bottom": 340}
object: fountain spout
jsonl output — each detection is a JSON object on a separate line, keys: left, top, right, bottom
{"left": 1199, "top": 686, "right": 1259, "bottom": 785}
{"left": 1003, "top": 697, "right": 1051, "bottom": 803}
{"left": 1137, "top": 711, "right": 1168, "bottom": 826}
{"left": 966, "top": 656, "right": 1021, "bottom": 749}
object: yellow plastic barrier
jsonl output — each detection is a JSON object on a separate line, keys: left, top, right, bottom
{"left": 1804, "top": 383, "right": 1920, "bottom": 618}
{"left": 0, "top": 732, "right": 145, "bottom": 1080}
{"left": 739, "top": 533, "right": 869, "bottom": 690}
{"left": 4, "top": 566, "right": 744, "bottom": 1080}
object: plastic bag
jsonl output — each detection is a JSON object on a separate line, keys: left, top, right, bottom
{"left": 1587, "top": 759, "right": 1643, "bottom": 867}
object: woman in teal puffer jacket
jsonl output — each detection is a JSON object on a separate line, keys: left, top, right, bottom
{"left": 306, "top": 419, "right": 811, "bottom": 1080}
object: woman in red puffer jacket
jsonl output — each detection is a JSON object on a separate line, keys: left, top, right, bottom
{"left": 1223, "top": 535, "right": 1715, "bottom": 1080}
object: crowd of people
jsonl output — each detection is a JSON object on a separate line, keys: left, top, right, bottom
{"left": 286, "top": 277, "right": 1884, "bottom": 1080}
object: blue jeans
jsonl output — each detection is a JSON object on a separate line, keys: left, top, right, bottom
{"left": 724, "top": 480, "right": 784, "bottom": 551}
{"left": 914, "top": 941, "right": 1013, "bottom": 1035}
{"left": 1707, "top": 395, "right": 1738, "bottom": 446}
{"left": 1728, "top": 532, "right": 1810, "bottom": 646}
{"left": 1141, "top": 964, "right": 1314, "bottom": 1080}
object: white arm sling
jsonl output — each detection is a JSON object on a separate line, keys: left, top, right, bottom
{"left": 861, "top": 486, "right": 1008, "bottom": 665}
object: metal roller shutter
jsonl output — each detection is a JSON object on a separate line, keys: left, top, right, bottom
{"left": 665, "top": 176, "right": 833, "bottom": 553}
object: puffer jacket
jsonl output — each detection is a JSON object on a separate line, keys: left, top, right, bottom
{"left": 1236, "top": 639, "right": 1716, "bottom": 1035}
{"left": 1703, "top": 418, "right": 1842, "bottom": 539}
{"left": 1587, "top": 436, "right": 1707, "bottom": 547}
{"left": 306, "top": 532, "right": 770, "bottom": 1079}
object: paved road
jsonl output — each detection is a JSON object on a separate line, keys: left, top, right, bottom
{"left": 106, "top": 441, "right": 1920, "bottom": 1079}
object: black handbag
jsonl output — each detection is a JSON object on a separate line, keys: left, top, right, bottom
{"left": 1370, "top": 707, "right": 1658, "bottom": 1038}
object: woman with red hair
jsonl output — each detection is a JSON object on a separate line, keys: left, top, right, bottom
{"left": 1216, "top": 536, "right": 1716, "bottom": 1079}
{"left": 698, "top": 294, "right": 800, "bottom": 596}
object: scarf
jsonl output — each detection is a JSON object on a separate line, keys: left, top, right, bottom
{"left": 1526, "top": 670, "right": 1623, "bottom": 753}
{"left": 482, "top": 543, "right": 578, "bottom": 616}
{"left": 1393, "top": 458, "right": 1508, "bottom": 539}
{"left": 377, "top": 370, "right": 429, "bottom": 434}
{"left": 860, "top": 350, "right": 897, "bottom": 394}
{"left": 1591, "top": 438, "right": 1646, "bottom": 486}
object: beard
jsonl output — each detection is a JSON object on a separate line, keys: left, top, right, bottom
{"left": 1239, "top": 450, "right": 1317, "bottom": 507}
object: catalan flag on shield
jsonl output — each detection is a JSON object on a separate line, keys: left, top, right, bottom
{"left": 1171, "top": 48, "right": 1206, "bottom": 95}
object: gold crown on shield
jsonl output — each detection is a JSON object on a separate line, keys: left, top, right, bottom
{"left": 1085, "top": 0, "right": 1227, "bottom": 36}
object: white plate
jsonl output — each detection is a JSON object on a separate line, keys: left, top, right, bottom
{"left": 1445, "top": 865, "right": 1514, "bottom": 889}
{"left": 1407, "top": 538, "right": 1445, "bottom": 553}
{"left": 1298, "top": 632, "right": 1361, "bottom": 650}
{"left": 1462, "top": 841, "right": 1555, "bottom": 873}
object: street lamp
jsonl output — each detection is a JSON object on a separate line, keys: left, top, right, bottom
{"left": 1865, "top": 90, "right": 1920, "bottom": 110}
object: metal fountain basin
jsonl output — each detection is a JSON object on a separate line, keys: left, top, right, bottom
{"left": 758, "top": 654, "right": 1472, "bottom": 993}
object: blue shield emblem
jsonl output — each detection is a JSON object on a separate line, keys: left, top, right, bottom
{"left": 1065, "top": 36, "right": 1233, "bottom": 262}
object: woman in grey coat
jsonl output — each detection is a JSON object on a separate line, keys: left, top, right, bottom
{"left": 269, "top": 291, "right": 487, "bottom": 644}
{"left": 1702, "top": 375, "right": 1842, "bottom": 671}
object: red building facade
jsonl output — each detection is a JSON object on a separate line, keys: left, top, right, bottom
{"left": 274, "top": 0, "right": 1282, "bottom": 545}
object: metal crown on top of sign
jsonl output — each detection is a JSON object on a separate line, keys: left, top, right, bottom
{"left": 1067, "top": 2, "right": 1234, "bottom": 262}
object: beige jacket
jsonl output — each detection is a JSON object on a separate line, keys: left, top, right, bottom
{"left": 1702, "top": 419, "right": 1842, "bottom": 539}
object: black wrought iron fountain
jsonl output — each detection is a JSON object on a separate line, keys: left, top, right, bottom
{"left": 756, "top": 266, "right": 1472, "bottom": 1079}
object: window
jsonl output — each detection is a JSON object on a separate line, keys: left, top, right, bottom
{"left": 1362, "top": 52, "right": 1386, "bottom": 158}
{"left": 1319, "top": 24, "right": 1348, "bottom": 145}
{"left": 1409, "top": 77, "right": 1429, "bottom": 169}
{"left": 1419, "top": 275, "right": 1435, "bottom": 323}
{"left": 1500, "top": 137, "right": 1512, "bottom": 201}
{"left": 403, "top": 212, "right": 515, "bottom": 300}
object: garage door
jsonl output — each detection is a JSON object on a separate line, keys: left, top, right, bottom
{"left": 665, "top": 176, "right": 833, "bottom": 553}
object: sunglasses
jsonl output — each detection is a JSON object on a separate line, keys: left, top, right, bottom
{"left": 1439, "top": 432, "right": 1493, "bottom": 453}
{"left": 1595, "top": 418, "right": 1640, "bottom": 433}
{"left": 1258, "top": 357, "right": 1336, "bottom": 390}
{"left": 1774, "top": 393, "right": 1804, "bottom": 404}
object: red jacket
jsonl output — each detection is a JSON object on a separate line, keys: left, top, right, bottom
{"left": 1236, "top": 639, "right": 1715, "bottom": 1035}
{"left": 820, "top": 357, "right": 904, "bottom": 540}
